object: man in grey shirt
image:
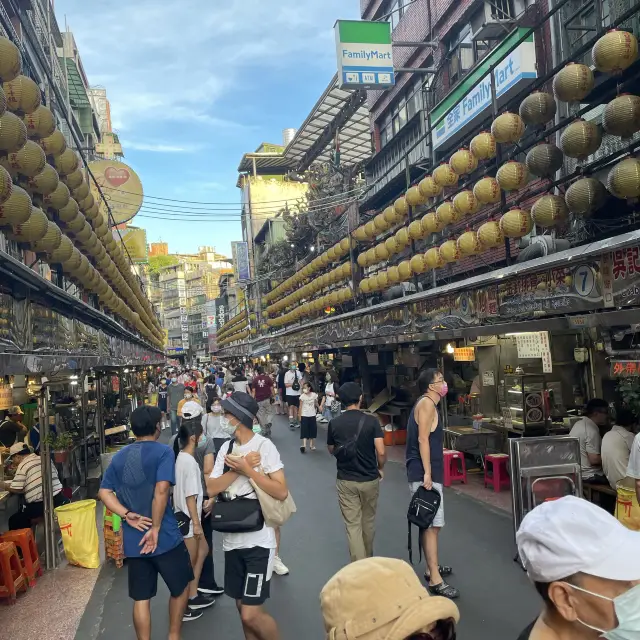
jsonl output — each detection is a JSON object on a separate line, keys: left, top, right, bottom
{"left": 167, "top": 377, "right": 185, "bottom": 436}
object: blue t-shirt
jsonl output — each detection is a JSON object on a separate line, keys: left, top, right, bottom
{"left": 101, "top": 441, "right": 182, "bottom": 558}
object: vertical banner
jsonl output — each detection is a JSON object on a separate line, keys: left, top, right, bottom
{"left": 231, "top": 241, "right": 250, "bottom": 281}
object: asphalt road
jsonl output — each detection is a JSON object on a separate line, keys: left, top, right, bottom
{"left": 75, "top": 414, "right": 539, "bottom": 639}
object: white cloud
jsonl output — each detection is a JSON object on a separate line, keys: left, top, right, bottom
{"left": 122, "top": 141, "right": 203, "bottom": 153}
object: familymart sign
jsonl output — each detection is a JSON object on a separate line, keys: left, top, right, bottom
{"left": 335, "top": 20, "right": 395, "bottom": 90}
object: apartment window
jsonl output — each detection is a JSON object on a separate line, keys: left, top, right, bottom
{"left": 378, "top": 80, "right": 424, "bottom": 149}
{"left": 389, "top": 0, "right": 408, "bottom": 30}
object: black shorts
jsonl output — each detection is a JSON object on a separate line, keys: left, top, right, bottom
{"left": 127, "top": 542, "right": 194, "bottom": 601}
{"left": 286, "top": 395, "right": 300, "bottom": 408}
{"left": 300, "top": 416, "right": 317, "bottom": 439}
{"left": 225, "top": 547, "right": 273, "bottom": 605}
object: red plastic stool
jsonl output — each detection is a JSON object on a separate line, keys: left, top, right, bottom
{"left": 443, "top": 449, "right": 467, "bottom": 487}
{"left": 0, "top": 542, "right": 27, "bottom": 604}
{"left": 1, "top": 529, "right": 42, "bottom": 587}
{"left": 485, "top": 453, "right": 510, "bottom": 492}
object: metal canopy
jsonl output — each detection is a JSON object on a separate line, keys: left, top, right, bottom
{"left": 284, "top": 74, "right": 372, "bottom": 172}
{"left": 237, "top": 153, "right": 293, "bottom": 173}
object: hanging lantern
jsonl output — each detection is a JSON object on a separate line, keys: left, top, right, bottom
{"left": 565, "top": 178, "right": 607, "bottom": 216}
{"left": 376, "top": 270, "right": 390, "bottom": 290}
{"left": 30, "top": 219, "right": 62, "bottom": 253}
{"left": 340, "top": 262, "right": 351, "bottom": 278}
{"left": 38, "top": 129, "right": 66, "bottom": 156}
{"left": 553, "top": 63, "right": 594, "bottom": 102}
{"left": 449, "top": 148, "right": 478, "bottom": 175}
{"left": 398, "top": 260, "right": 413, "bottom": 281}
{"left": 394, "top": 196, "right": 409, "bottom": 218}
{"left": 453, "top": 190, "right": 479, "bottom": 217}
{"left": 0, "top": 38, "right": 22, "bottom": 82}
{"left": 64, "top": 212, "right": 86, "bottom": 234}
{"left": 519, "top": 92, "right": 557, "bottom": 126}
{"left": 457, "top": 230, "right": 482, "bottom": 257}
{"left": 53, "top": 148, "right": 79, "bottom": 176}
{"left": 408, "top": 219, "right": 427, "bottom": 240}
{"left": 526, "top": 143, "right": 564, "bottom": 177}
{"left": 63, "top": 247, "right": 83, "bottom": 273}
{"left": 357, "top": 251, "right": 369, "bottom": 268}
{"left": 72, "top": 181, "right": 90, "bottom": 202}
{"left": 374, "top": 242, "right": 390, "bottom": 262}
{"left": 62, "top": 171, "right": 85, "bottom": 193}
{"left": 22, "top": 105, "right": 55, "bottom": 139}
{"left": 603, "top": 94, "right": 640, "bottom": 138}
{"left": 473, "top": 177, "right": 501, "bottom": 204}
{"left": 0, "top": 184, "right": 30, "bottom": 226}
{"left": 354, "top": 225, "right": 368, "bottom": 242}
{"left": 491, "top": 112, "right": 525, "bottom": 144}
{"left": 432, "top": 163, "right": 458, "bottom": 187}
{"left": 57, "top": 197, "right": 79, "bottom": 222}
{"left": 435, "top": 201, "right": 460, "bottom": 227}
{"left": 477, "top": 220, "right": 504, "bottom": 249}
{"left": 384, "top": 236, "right": 399, "bottom": 256}
{"left": 339, "top": 237, "right": 352, "bottom": 254}
{"left": 384, "top": 205, "right": 403, "bottom": 225}
{"left": 0, "top": 164, "right": 12, "bottom": 205}
{"left": 365, "top": 247, "right": 377, "bottom": 265}
{"left": 45, "top": 233, "right": 73, "bottom": 263}
{"left": 6, "top": 207, "right": 48, "bottom": 243}
{"left": 500, "top": 208, "right": 533, "bottom": 238}
{"left": 496, "top": 161, "right": 528, "bottom": 191}
{"left": 592, "top": 30, "right": 639, "bottom": 75}
{"left": 0, "top": 111, "right": 27, "bottom": 152}
{"left": 424, "top": 247, "right": 444, "bottom": 270}
{"left": 439, "top": 240, "right": 460, "bottom": 264}
{"left": 3, "top": 75, "right": 41, "bottom": 114}
{"left": 406, "top": 185, "right": 427, "bottom": 207}
{"left": 421, "top": 212, "right": 438, "bottom": 235}
{"left": 327, "top": 246, "right": 337, "bottom": 262}
{"left": 418, "top": 175, "right": 442, "bottom": 199}
{"left": 607, "top": 157, "right": 640, "bottom": 199}
{"left": 24, "top": 163, "right": 59, "bottom": 196}
{"left": 470, "top": 131, "right": 496, "bottom": 160}
{"left": 3, "top": 140, "right": 46, "bottom": 177}
{"left": 331, "top": 242, "right": 342, "bottom": 261}
{"left": 80, "top": 231, "right": 99, "bottom": 253}
{"left": 387, "top": 266, "right": 401, "bottom": 284}
{"left": 410, "top": 253, "right": 427, "bottom": 274}
{"left": 364, "top": 220, "right": 377, "bottom": 239}
{"left": 531, "top": 194, "right": 569, "bottom": 227}
{"left": 395, "top": 227, "right": 410, "bottom": 248}
{"left": 359, "top": 278, "right": 371, "bottom": 294}
{"left": 373, "top": 212, "right": 391, "bottom": 232}
{"left": 560, "top": 119, "right": 602, "bottom": 159}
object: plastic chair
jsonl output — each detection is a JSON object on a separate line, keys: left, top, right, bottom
{"left": 485, "top": 453, "right": 510, "bottom": 493}
{"left": 0, "top": 542, "right": 27, "bottom": 604}
{"left": 0, "top": 529, "right": 42, "bottom": 587}
{"left": 443, "top": 449, "right": 467, "bottom": 487}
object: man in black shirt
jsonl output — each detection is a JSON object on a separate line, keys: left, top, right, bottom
{"left": 327, "top": 382, "right": 386, "bottom": 563}
{"left": 0, "top": 406, "right": 28, "bottom": 448}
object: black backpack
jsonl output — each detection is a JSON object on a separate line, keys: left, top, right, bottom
{"left": 407, "top": 485, "right": 441, "bottom": 563}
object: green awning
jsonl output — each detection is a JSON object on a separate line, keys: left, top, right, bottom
{"left": 63, "top": 58, "right": 90, "bottom": 108}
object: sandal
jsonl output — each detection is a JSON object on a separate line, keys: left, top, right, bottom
{"left": 427, "top": 581, "right": 460, "bottom": 599}
{"left": 424, "top": 565, "right": 453, "bottom": 582}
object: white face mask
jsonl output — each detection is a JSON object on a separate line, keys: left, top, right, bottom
{"left": 220, "top": 415, "right": 237, "bottom": 437}
{"left": 565, "top": 582, "right": 640, "bottom": 640}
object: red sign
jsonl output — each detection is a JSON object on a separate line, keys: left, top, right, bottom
{"left": 610, "top": 360, "right": 640, "bottom": 377}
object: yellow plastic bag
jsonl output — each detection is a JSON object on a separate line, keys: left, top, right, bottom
{"left": 55, "top": 499, "right": 100, "bottom": 568}
{"left": 616, "top": 479, "right": 640, "bottom": 531}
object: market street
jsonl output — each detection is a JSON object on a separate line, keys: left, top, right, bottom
{"left": 75, "top": 415, "right": 539, "bottom": 640}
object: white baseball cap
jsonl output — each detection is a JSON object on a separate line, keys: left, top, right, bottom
{"left": 181, "top": 401, "right": 203, "bottom": 420}
{"left": 516, "top": 496, "right": 640, "bottom": 582}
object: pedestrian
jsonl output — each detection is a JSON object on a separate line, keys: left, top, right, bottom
{"left": 276, "top": 365, "right": 286, "bottom": 416}
{"left": 202, "top": 397, "right": 231, "bottom": 456}
{"left": 204, "top": 375, "right": 221, "bottom": 407}
{"left": 172, "top": 416, "right": 216, "bottom": 621}
{"left": 299, "top": 382, "right": 319, "bottom": 453}
{"left": 167, "top": 376, "right": 186, "bottom": 436}
{"left": 232, "top": 368, "right": 251, "bottom": 394}
{"left": 251, "top": 365, "right": 275, "bottom": 438}
{"left": 568, "top": 398, "right": 610, "bottom": 484}
{"left": 406, "top": 369, "right": 459, "bottom": 599}
{"left": 157, "top": 379, "right": 169, "bottom": 430}
{"left": 516, "top": 495, "right": 640, "bottom": 640}
{"left": 0, "top": 405, "right": 28, "bottom": 447}
{"left": 207, "top": 392, "right": 288, "bottom": 640}
{"left": 99, "top": 406, "right": 194, "bottom": 640}
{"left": 298, "top": 362, "right": 309, "bottom": 386}
{"left": 321, "top": 557, "right": 460, "bottom": 640}
{"left": 318, "top": 370, "right": 340, "bottom": 424}
{"left": 327, "top": 382, "right": 386, "bottom": 563}
{"left": 284, "top": 361, "right": 303, "bottom": 429}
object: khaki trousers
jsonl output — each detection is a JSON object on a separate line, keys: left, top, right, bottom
{"left": 336, "top": 478, "right": 380, "bottom": 562}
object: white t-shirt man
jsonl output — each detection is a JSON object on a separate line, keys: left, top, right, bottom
{"left": 601, "top": 425, "right": 636, "bottom": 489}
{"left": 284, "top": 370, "right": 302, "bottom": 397}
{"left": 569, "top": 416, "right": 602, "bottom": 479}
{"left": 174, "top": 451, "right": 203, "bottom": 538}
{"left": 626, "top": 432, "right": 640, "bottom": 481}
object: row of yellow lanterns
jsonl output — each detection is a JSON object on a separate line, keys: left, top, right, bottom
{"left": 266, "top": 286, "right": 355, "bottom": 328}
{"left": 218, "top": 309, "right": 248, "bottom": 338}
{"left": 218, "top": 326, "right": 250, "bottom": 348}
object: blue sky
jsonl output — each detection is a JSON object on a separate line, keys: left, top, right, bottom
{"left": 55, "top": 1, "right": 359, "bottom": 257}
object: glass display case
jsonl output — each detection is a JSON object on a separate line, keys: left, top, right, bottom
{"left": 500, "top": 374, "right": 551, "bottom": 435}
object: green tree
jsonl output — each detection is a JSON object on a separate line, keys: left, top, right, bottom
{"left": 147, "top": 254, "right": 179, "bottom": 274}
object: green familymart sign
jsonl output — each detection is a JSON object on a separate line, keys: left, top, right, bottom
{"left": 335, "top": 20, "right": 395, "bottom": 90}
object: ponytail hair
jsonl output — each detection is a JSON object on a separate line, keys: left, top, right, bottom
{"left": 173, "top": 416, "right": 203, "bottom": 460}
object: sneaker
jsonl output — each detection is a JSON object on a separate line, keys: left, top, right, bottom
{"left": 427, "top": 581, "right": 460, "bottom": 599}
{"left": 273, "top": 555, "right": 289, "bottom": 576}
{"left": 198, "top": 583, "right": 224, "bottom": 596}
{"left": 188, "top": 594, "right": 216, "bottom": 610}
{"left": 183, "top": 608, "right": 204, "bottom": 622}
{"left": 317, "top": 413, "right": 327, "bottom": 423}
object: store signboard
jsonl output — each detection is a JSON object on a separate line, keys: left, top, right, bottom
{"left": 453, "top": 346, "right": 475, "bottom": 361}
{"left": 88, "top": 159, "right": 144, "bottom": 225}
{"left": 115, "top": 226, "right": 148, "bottom": 263}
{"left": 0, "top": 384, "right": 13, "bottom": 410}
{"left": 335, "top": 20, "right": 394, "bottom": 89}
{"left": 231, "top": 242, "right": 250, "bottom": 282}
{"left": 515, "top": 332, "right": 549, "bottom": 358}
{"left": 611, "top": 360, "right": 640, "bottom": 377}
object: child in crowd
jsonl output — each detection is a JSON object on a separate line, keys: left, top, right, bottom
{"left": 299, "top": 382, "right": 319, "bottom": 453}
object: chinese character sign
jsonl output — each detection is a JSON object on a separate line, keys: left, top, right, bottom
{"left": 453, "top": 347, "right": 476, "bottom": 362}
{"left": 231, "top": 242, "right": 250, "bottom": 281}
{"left": 611, "top": 360, "right": 640, "bottom": 377}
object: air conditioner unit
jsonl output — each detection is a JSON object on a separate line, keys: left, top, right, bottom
{"left": 472, "top": 0, "right": 521, "bottom": 41}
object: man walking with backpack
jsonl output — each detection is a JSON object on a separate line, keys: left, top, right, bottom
{"left": 327, "top": 382, "right": 386, "bottom": 562}
{"left": 406, "top": 369, "right": 459, "bottom": 599}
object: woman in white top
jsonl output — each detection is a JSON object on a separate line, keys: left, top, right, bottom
{"left": 299, "top": 382, "right": 319, "bottom": 453}
{"left": 319, "top": 371, "right": 340, "bottom": 423}
{"left": 202, "top": 397, "right": 231, "bottom": 456}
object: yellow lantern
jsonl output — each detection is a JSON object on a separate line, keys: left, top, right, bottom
{"left": 435, "top": 201, "right": 460, "bottom": 227}
{"left": 394, "top": 196, "right": 409, "bottom": 218}
{"left": 496, "top": 161, "right": 528, "bottom": 191}
{"left": 432, "top": 163, "right": 458, "bottom": 187}
{"left": 491, "top": 112, "right": 525, "bottom": 144}
{"left": 64, "top": 212, "right": 86, "bottom": 234}
{"left": 553, "top": 63, "right": 594, "bottom": 102}
{"left": 359, "top": 278, "right": 371, "bottom": 294}
{"left": 377, "top": 270, "right": 390, "bottom": 289}
{"left": 22, "top": 105, "right": 55, "bottom": 139}
{"left": 327, "top": 246, "right": 337, "bottom": 262}
{"left": 31, "top": 219, "right": 62, "bottom": 253}
{"left": 0, "top": 37, "right": 22, "bottom": 82}
{"left": 424, "top": 247, "right": 444, "bottom": 270}
{"left": 25, "top": 163, "right": 59, "bottom": 196}
{"left": 410, "top": 253, "right": 427, "bottom": 274}
{"left": 477, "top": 220, "right": 504, "bottom": 249}
{"left": 374, "top": 212, "right": 390, "bottom": 232}
{"left": 365, "top": 247, "right": 377, "bottom": 265}
{"left": 603, "top": 94, "right": 640, "bottom": 138}
{"left": 418, "top": 175, "right": 442, "bottom": 199}
{"left": 3, "top": 75, "right": 41, "bottom": 114}
{"left": 57, "top": 198, "right": 79, "bottom": 222}
{"left": 519, "top": 92, "right": 557, "bottom": 125}
{"left": 0, "top": 164, "right": 11, "bottom": 205}
{"left": 531, "top": 195, "right": 568, "bottom": 227}
{"left": 53, "top": 148, "right": 79, "bottom": 176}
{"left": 339, "top": 237, "right": 352, "bottom": 254}
{"left": 440, "top": 240, "right": 460, "bottom": 264}
{"left": 408, "top": 219, "right": 426, "bottom": 240}
{"left": 6, "top": 207, "right": 48, "bottom": 243}
{"left": 453, "top": 191, "right": 479, "bottom": 216}
{"left": 500, "top": 208, "right": 533, "bottom": 238}
{"left": 473, "top": 177, "right": 501, "bottom": 205}
{"left": 364, "top": 220, "right": 377, "bottom": 239}
{"left": 374, "top": 242, "right": 390, "bottom": 262}
{"left": 457, "top": 230, "right": 482, "bottom": 257}
{"left": 340, "top": 262, "right": 351, "bottom": 279}
{"left": 72, "top": 181, "right": 90, "bottom": 202}
{"left": 607, "top": 157, "right": 640, "bottom": 199}
{"left": 387, "top": 266, "right": 400, "bottom": 284}
{"left": 592, "top": 30, "right": 639, "bottom": 75}
{"left": 526, "top": 143, "right": 564, "bottom": 177}
{"left": 398, "top": 260, "right": 413, "bottom": 281}
{"left": 79, "top": 193, "right": 95, "bottom": 213}
{"left": 0, "top": 111, "right": 27, "bottom": 152}
{"left": 0, "top": 184, "right": 30, "bottom": 227}
{"left": 406, "top": 185, "right": 427, "bottom": 207}
{"left": 357, "top": 251, "right": 369, "bottom": 268}
{"left": 46, "top": 233, "right": 73, "bottom": 263}
{"left": 354, "top": 225, "right": 368, "bottom": 242}
{"left": 329, "top": 291, "right": 340, "bottom": 306}
{"left": 385, "top": 236, "right": 399, "bottom": 255}
{"left": 560, "top": 119, "right": 602, "bottom": 159}
{"left": 38, "top": 129, "right": 66, "bottom": 156}
{"left": 395, "top": 227, "right": 410, "bottom": 248}
{"left": 470, "top": 131, "right": 496, "bottom": 160}
{"left": 3, "top": 140, "right": 46, "bottom": 177}
{"left": 449, "top": 148, "right": 478, "bottom": 175}
{"left": 63, "top": 247, "right": 83, "bottom": 273}
{"left": 80, "top": 231, "right": 99, "bottom": 253}
{"left": 565, "top": 178, "right": 607, "bottom": 215}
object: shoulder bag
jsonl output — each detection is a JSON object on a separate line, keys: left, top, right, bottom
{"left": 332, "top": 415, "right": 366, "bottom": 463}
{"left": 291, "top": 372, "right": 301, "bottom": 392}
{"left": 407, "top": 485, "right": 441, "bottom": 563}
